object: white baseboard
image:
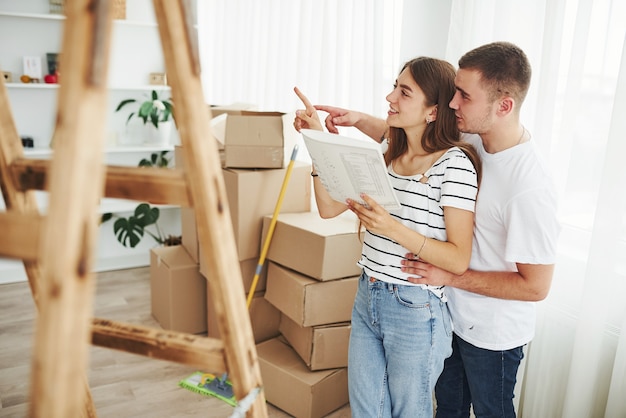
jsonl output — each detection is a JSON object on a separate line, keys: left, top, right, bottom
{"left": 94, "top": 253, "right": 150, "bottom": 273}
{"left": 0, "top": 254, "right": 150, "bottom": 285}
{"left": 0, "top": 260, "right": 28, "bottom": 284}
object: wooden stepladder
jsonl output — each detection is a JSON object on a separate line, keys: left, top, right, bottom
{"left": 0, "top": 1, "right": 267, "bottom": 417}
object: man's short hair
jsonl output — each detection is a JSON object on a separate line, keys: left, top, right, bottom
{"left": 459, "top": 41, "right": 532, "bottom": 105}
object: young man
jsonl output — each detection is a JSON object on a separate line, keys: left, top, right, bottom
{"left": 311, "top": 42, "right": 560, "bottom": 417}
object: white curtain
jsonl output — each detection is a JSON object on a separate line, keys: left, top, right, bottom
{"left": 445, "top": 1, "right": 626, "bottom": 416}
{"left": 196, "top": 0, "right": 402, "bottom": 128}
{"left": 196, "top": 1, "right": 626, "bottom": 415}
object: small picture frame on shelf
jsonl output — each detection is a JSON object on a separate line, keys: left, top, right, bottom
{"left": 149, "top": 72, "right": 168, "bottom": 86}
{"left": 46, "top": 53, "right": 60, "bottom": 75}
{"left": 49, "top": 0, "right": 64, "bottom": 14}
{"left": 23, "top": 56, "right": 43, "bottom": 80}
{"left": 113, "top": 0, "right": 126, "bottom": 20}
{"left": 21, "top": 136, "right": 34, "bottom": 149}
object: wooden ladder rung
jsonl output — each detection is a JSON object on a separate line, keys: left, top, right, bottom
{"left": 91, "top": 318, "right": 226, "bottom": 372}
{"left": 0, "top": 211, "right": 42, "bottom": 260}
{"left": 10, "top": 158, "right": 192, "bottom": 206}
{"left": 104, "top": 165, "right": 192, "bottom": 206}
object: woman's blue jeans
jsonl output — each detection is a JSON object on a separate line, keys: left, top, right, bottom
{"left": 348, "top": 272, "right": 453, "bottom": 418}
{"left": 434, "top": 333, "right": 525, "bottom": 418}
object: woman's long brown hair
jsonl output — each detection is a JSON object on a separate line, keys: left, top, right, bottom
{"left": 384, "top": 57, "right": 481, "bottom": 184}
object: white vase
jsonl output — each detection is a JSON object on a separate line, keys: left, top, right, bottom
{"left": 143, "top": 120, "right": 173, "bottom": 146}
{"left": 118, "top": 118, "right": 146, "bottom": 146}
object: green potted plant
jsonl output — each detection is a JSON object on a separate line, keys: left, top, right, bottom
{"left": 138, "top": 150, "right": 171, "bottom": 167}
{"left": 116, "top": 89, "right": 174, "bottom": 145}
{"left": 116, "top": 89, "right": 173, "bottom": 128}
{"left": 101, "top": 202, "right": 181, "bottom": 248}
{"left": 101, "top": 151, "right": 182, "bottom": 248}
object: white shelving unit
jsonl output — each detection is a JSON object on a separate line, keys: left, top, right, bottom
{"left": 0, "top": 0, "right": 190, "bottom": 284}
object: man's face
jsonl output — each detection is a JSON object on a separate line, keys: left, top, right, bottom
{"left": 449, "top": 68, "right": 497, "bottom": 134}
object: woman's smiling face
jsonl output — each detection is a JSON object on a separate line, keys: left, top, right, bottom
{"left": 385, "top": 67, "right": 430, "bottom": 134}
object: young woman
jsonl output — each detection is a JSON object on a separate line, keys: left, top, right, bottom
{"left": 294, "top": 56, "right": 481, "bottom": 417}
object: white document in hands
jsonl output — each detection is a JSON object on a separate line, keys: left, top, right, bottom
{"left": 301, "top": 129, "right": 401, "bottom": 210}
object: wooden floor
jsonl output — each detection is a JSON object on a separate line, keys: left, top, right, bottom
{"left": 0, "top": 267, "right": 351, "bottom": 418}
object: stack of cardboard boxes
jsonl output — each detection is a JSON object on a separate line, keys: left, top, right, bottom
{"left": 258, "top": 211, "right": 363, "bottom": 417}
{"left": 150, "top": 107, "right": 310, "bottom": 338}
{"left": 199, "top": 162, "right": 312, "bottom": 343}
{"left": 149, "top": 106, "right": 364, "bottom": 417}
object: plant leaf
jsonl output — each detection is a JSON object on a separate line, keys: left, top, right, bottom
{"left": 149, "top": 111, "right": 159, "bottom": 128}
{"left": 113, "top": 217, "right": 144, "bottom": 248}
{"left": 138, "top": 101, "right": 153, "bottom": 120}
{"left": 158, "top": 151, "right": 170, "bottom": 167}
{"left": 115, "top": 99, "right": 136, "bottom": 112}
{"left": 162, "top": 102, "right": 173, "bottom": 122}
{"left": 134, "top": 203, "right": 160, "bottom": 227}
{"left": 125, "top": 112, "right": 135, "bottom": 125}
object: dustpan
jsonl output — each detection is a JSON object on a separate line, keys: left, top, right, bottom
{"left": 180, "top": 145, "right": 300, "bottom": 408}
{"left": 179, "top": 371, "right": 237, "bottom": 406}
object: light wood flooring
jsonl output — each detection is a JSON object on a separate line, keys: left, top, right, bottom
{"left": 0, "top": 267, "right": 351, "bottom": 418}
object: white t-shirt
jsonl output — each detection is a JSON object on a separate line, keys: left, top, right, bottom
{"left": 358, "top": 147, "right": 479, "bottom": 299}
{"left": 447, "top": 134, "right": 560, "bottom": 350}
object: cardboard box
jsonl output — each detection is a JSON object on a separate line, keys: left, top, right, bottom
{"left": 209, "top": 102, "right": 257, "bottom": 118}
{"left": 149, "top": 246, "right": 207, "bottom": 334}
{"left": 262, "top": 212, "right": 363, "bottom": 281}
{"left": 211, "top": 163, "right": 311, "bottom": 263}
{"left": 210, "top": 113, "right": 227, "bottom": 152}
{"left": 220, "top": 257, "right": 268, "bottom": 294}
{"left": 224, "top": 111, "right": 285, "bottom": 169}
{"left": 208, "top": 103, "right": 258, "bottom": 152}
{"left": 280, "top": 315, "right": 351, "bottom": 371}
{"left": 264, "top": 262, "right": 358, "bottom": 327}
{"left": 175, "top": 147, "right": 311, "bottom": 263}
{"left": 207, "top": 290, "right": 280, "bottom": 344}
{"left": 256, "top": 337, "right": 349, "bottom": 418}
{"left": 222, "top": 163, "right": 311, "bottom": 261}
{"left": 199, "top": 256, "right": 269, "bottom": 297}
{"left": 180, "top": 206, "right": 199, "bottom": 263}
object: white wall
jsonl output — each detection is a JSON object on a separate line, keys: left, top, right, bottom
{"left": 0, "top": 0, "right": 184, "bottom": 284}
{"left": 0, "top": 0, "right": 453, "bottom": 284}
{"left": 399, "top": 0, "right": 453, "bottom": 64}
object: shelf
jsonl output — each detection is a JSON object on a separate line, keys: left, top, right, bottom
{"left": 4, "top": 83, "right": 58, "bottom": 89}
{"left": 0, "top": 11, "right": 158, "bottom": 27}
{"left": 108, "top": 85, "right": 171, "bottom": 92}
{"left": 99, "top": 198, "right": 178, "bottom": 214}
{"left": 105, "top": 145, "right": 175, "bottom": 153}
{"left": 22, "top": 148, "right": 54, "bottom": 157}
{"left": 23, "top": 145, "right": 174, "bottom": 157}
{"left": 5, "top": 83, "right": 171, "bottom": 91}
{"left": 0, "top": 0, "right": 188, "bottom": 278}
{"left": 0, "top": 11, "right": 64, "bottom": 20}
{"left": 115, "top": 19, "right": 158, "bottom": 28}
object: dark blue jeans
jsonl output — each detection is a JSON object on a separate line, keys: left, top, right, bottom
{"left": 434, "top": 333, "right": 524, "bottom": 418}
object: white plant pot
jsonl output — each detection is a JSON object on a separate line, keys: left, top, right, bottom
{"left": 143, "top": 120, "right": 173, "bottom": 146}
{"left": 118, "top": 118, "right": 146, "bottom": 146}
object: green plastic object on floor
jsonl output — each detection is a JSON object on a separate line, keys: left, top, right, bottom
{"left": 179, "top": 371, "right": 237, "bottom": 407}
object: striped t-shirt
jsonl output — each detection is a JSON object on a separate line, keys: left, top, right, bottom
{"left": 357, "top": 146, "right": 478, "bottom": 299}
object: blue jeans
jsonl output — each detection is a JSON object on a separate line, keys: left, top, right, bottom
{"left": 348, "top": 272, "right": 453, "bottom": 418}
{"left": 434, "top": 333, "right": 525, "bottom": 418}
